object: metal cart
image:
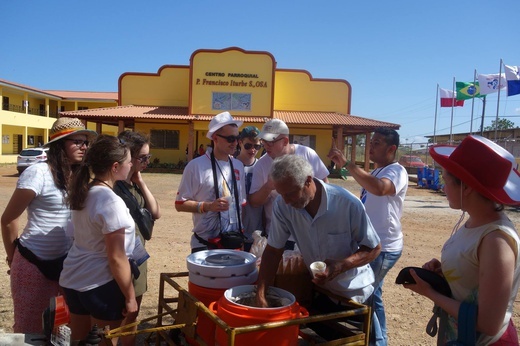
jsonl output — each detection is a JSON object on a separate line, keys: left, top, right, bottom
{"left": 147, "top": 272, "right": 370, "bottom": 346}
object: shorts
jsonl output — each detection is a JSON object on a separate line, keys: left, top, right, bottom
{"left": 62, "top": 280, "right": 125, "bottom": 321}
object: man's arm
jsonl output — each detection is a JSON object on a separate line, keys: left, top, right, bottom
{"left": 248, "top": 178, "right": 275, "bottom": 207}
{"left": 328, "top": 148, "right": 394, "bottom": 196}
{"left": 314, "top": 244, "right": 381, "bottom": 284}
{"left": 256, "top": 244, "right": 284, "bottom": 307}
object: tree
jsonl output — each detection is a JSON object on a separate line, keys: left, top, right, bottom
{"left": 483, "top": 118, "right": 516, "bottom": 131}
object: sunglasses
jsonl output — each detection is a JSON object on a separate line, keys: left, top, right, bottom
{"left": 135, "top": 154, "right": 152, "bottom": 163}
{"left": 243, "top": 143, "right": 262, "bottom": 150}
{"left": 216, "top": 134, "right": 240, "bottom": 143}
{"left": 260, "top": 137, "right": 285, "bottom": 147}
{"left": 66, "top": 139, "right": 89, "bottom": 147}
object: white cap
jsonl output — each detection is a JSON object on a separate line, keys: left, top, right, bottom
{"left": 206, "top": 111, "right": 243, "bottom": 140}
{"left": 257, "top": 119, "right": 289, "bottom": 141}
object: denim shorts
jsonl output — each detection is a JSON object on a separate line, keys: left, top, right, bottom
{"left": 63, "top": 280, "right": 125, "bottom": 321}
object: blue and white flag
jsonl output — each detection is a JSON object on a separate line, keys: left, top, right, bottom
{"left": 504, "top": 65, "right": 520, "bottom": 97}
{"left": 477, "top": 73, "right": 507, "bottom": 95}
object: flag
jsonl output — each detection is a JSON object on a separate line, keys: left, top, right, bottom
{"left": 477, "top": 73, "right": 507, "bottom": 95}
{"left": 504, "top": 65, "right": 520, "bottom": 96}
{"left": 455, "top": 82, "right": 481, "bottom": 100}
{"left": 440, "top": 88, "right": 464, "bottom": 107}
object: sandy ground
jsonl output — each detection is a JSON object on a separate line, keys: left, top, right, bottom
{"left": 0, "top": 164, "right": 519, "bottom": 345}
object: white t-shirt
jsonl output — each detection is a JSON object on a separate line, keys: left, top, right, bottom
{"left": 60, "top": 186, "right": 135, "bottom": 292}
{"left": 249, "top": 144, "right": 329, "bottom": 235}
{"left": 361, "top": 162, "right": 408, "bottom": 252}
{"left": 17, "top": 162, "right": 73, "bottom": 259}
{"left": 175, "top": 148, "right": 247, "bottom": 249}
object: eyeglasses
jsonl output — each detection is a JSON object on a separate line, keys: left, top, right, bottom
{"left": 66, "top": 139, "right": 89, "bottom": 147}
{"left": 135, "top": 154, "right": 152, "bottom": 163}
{"left": 260, "top": 137, "right": 285, "bottom": 147}
{"left": 243, "top": 143, "right": 262, "bottom": 150}
{"left": 216, "top": 134, "right": 240, "bottom": 143}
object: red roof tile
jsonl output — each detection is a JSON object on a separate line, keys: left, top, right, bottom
{"left": 43, "top": 90, "right": 118, "bottom": 101}
{"left": 60, "top": 105, "right": 399, "bottom": 132}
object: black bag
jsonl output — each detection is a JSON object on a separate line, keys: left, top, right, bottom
{"left": 219, "top": 230, "right": 246, "bottom": 249}
{"left": 15, "top": 239, "right": 66, "bottom": 281}
{"left": 135, "top": 207, "right": 154, "bottom": 241}
{"left": 115, "top": 181, "right": 155, "bottom": 240}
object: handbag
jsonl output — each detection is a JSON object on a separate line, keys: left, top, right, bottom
{"left": 114, "top": 181, "right": 155, "bottom": 240}
{"left": 15, "top": 239, "right": 66, "bottom": 281}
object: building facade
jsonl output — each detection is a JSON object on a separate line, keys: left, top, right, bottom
{"left": 4, "top": 47, "right": 400, "bottom": 167}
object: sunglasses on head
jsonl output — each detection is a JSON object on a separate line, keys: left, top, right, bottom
{"left": 216, "top": 134, "right": 240, "bottom": 143}
{"left": 243, "top": 143, "right": 262, "bottom": 150}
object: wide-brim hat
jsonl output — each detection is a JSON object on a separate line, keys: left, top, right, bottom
{"left": 429, "top": 135, "right": 520, "bottom": 205}
{"left": 206, "top": 111, "right": 243, "bottom": 140}
{"left": 257, "top": 119, "right": 289, "bottom": 141}
{"left": 45, "top": 117, "right": 97, "bottom": 146}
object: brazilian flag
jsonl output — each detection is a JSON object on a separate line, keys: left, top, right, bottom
{"left": 456, "top": 82, "right": 482, "bottom": 100}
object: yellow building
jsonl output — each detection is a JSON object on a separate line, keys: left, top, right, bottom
{"left": 0, "top": 78, "right": 117, "bottom": 163}
{"left": 5, "top": 47, "right": 399, "bottom": 167}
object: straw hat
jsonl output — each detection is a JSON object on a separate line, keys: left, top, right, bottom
{"left": 45, "top": 117, "right": 97, "bottom": 146}
{"left": 206, "top": 112, "right": 243, "bottom": 140}
{"left": 429, "top": 135, "right": 520, "bottom": 205}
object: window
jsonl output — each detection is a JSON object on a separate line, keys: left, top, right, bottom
{"left": 2, "top": 96, "right": 9, "bottom": 111}
{"left": 78, "top": 106, "right": 88, "bottom": 110}
{"left": 289, "top": 135, "right": 316, "bottom": 149}
{"left": 150, "top": 130, "right": 179, "bottom": 149}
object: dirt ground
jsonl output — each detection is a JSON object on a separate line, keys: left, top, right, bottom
{"left": 0, "top": 164, "right": 519, "bottom": 345}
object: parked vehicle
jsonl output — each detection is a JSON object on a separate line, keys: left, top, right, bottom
{"left": 398, "top": 155, "right": 427, "bottom": 169}
{"left": 17, "top": 147, "right": 49, "bottom": 174}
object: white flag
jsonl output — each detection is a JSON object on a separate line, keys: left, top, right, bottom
{"left": 504, "top": 65, "right": 520, "bottom": 96}
{"left": 477, "top": 73, "right": 507, "bottom": 95}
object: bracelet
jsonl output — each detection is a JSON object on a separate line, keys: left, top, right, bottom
{"left": 196, "top": 202, "right": 202, "bottom": 213}
{"left": 200, "top": 202, "right": 205, "bottom": 213}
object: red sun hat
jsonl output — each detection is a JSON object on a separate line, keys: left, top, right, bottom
{"left": 429, "top": 135, "right": 520, "bottom": 205}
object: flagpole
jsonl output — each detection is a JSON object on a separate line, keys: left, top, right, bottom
{"left": 469, "top": 69, "right": 477, "bottom": 134}
{"left": 480, "top": 96, "right": 486, "bottom": 136}
{"left": 494, "top": 58, "right": 503, "bottom": 140}
{"left": 449, "top": 77, "right": 455, "bottom": 143}
{"left": 433, "top": 84, "right": 438, "bottom": 145}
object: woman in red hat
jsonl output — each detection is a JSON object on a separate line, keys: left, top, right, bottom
{"left": 1, "top": 117, "right": 96, "bottom": 333}
{"left": 403, "top": 135, "right": 520, "bottom": 345}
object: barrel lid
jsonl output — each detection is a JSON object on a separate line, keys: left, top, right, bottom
{"left": 186, "top": 249, "right": 257, "bottom": 278}
{"left": 204, "top": 253, "right": 246, "bottom": 266}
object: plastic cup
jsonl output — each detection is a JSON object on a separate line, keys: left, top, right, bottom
{"left": 310, "top": 261, "right": 326, "bottom": 278}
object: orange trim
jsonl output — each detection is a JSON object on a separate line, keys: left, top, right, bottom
{"left": 50, "top": 128, "right": 85, "bottom": 140}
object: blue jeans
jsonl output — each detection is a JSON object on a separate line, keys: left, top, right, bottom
{"left": 368, "top": 250, "right": 402, "bottom": 346}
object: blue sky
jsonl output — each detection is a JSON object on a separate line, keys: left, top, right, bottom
{"left": 2, "top": 1, "right": 519, "bottom": 144}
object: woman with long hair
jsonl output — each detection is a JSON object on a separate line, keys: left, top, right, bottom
{"left": 403, "top": 135, "right": 520, "bottom": 345}
{"left": 59, "top": 135, "right": 138, "bottom": 343}
{"left": 114, "top": 130, "right": 160, "bottom": 345}
{"left": 1, "top": 117, "right": 96, "bottom": 333}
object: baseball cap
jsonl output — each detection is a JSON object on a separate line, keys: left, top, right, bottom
{"left": 239, "top": 126, "right": 260, "bottom": 139}
{"left": 206, "top": 111, "right": 243, "bottom": 140}
{"left": 257, "top": 119, "right": 289, "bottom": 141}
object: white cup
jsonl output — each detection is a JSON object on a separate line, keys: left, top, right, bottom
{"left": 310, "top": 261, "right": 327, "bottom": 278}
